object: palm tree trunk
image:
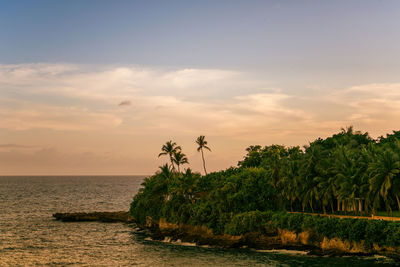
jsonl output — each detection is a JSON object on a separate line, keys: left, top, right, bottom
{"left": 309, "top": 199, "right": 314, "bottom": 213}
{"left": 396, "top": 195, "right": 400, "bottom": 211}
{"left": 170, "top": 156, "right": 175, "bottom": 171}
{"left": 330, "top": 201, "right": 334, "bottom": 214}
{"left": 201, "top": 148, "right": 207, "bottom": 175}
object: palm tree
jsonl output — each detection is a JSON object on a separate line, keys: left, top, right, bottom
{"left": 169, "top": 168, "right": 199, "bottom": 201}
{"left": 334, "top": 146, "right": 360, "bottom": 213}
{"left": 279, "top": 159, "right": 300, "bottom": 211}
{"left": 196, "top": 135, "right": 211, "bottom": 175}
{"left": 389, "top": 140, "right": 400, "bottom": 211}
{"left": 172, "top": 151, "right": 189, "bottom": 172}
{"left": 368, "top": 149, "right": 400, "bottom": 215}
{"left": 159, "top": 163, "right": 173, "bottom": 180}
{"left": 158, "top": 140, "right": 181, "bottom": 170}
{"left": 158, "top": 163, "right": 173, "bottom": 201}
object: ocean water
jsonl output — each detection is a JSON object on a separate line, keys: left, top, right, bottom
{"left": 0, "top": 176, "right": 397, "bottom": 266}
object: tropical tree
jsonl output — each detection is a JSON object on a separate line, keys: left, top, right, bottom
{"left": 196, "top": 135, "right": 211, "bottom": 175}
{"left": 158, "top": 140, "right": 181, "bottom": 170}
{"left": 158, "top": 163, "right": 173, "bottom": 181}
{"left": 172, "top": 151, "right": 189, "bottom": 172}
{"left": 333, "top": 145, "right": 358, "bottom": 213}
{"left": 279, "top": 159, "right": 300, "bottom": 211}
{"left": 239, "top": 145, "right": 262, "bottom": 167}
{"left": 368, "top": 149, "right": 400, "bottom": 215}
{"left": 168, "top": 168, "right": 200, "bottom": 201}
{"left": 390, "top": 140, "right": 400, "bottom": 211}
{"left": 300, "top": 143, "right": 325, "bottom": 212}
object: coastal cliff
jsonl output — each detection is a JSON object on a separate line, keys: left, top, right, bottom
{"left": 51, "top": 211, "right": 400, "bottom": 259}
{"left": 147, "top": 217, "right": 400, "bottom": 259}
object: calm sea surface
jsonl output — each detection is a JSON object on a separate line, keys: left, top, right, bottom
{"left": 0, "top": 176, "right": 397, "bottom": 266}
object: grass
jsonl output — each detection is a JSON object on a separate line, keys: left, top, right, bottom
{"left": 376, "top": 210, "right": 400, "bottom": 217}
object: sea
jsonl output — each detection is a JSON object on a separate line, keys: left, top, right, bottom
{"left": 0, "top": 176, "right": 398, "bottom": 266}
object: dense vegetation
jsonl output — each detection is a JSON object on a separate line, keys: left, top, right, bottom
{"left": 227, "top": 211, "right": 400, "bottom": 247}
{"left": 130, "top": 128, "right": 400, "bottom": 245}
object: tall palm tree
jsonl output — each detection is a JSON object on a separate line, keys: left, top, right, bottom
{"left": 172, "top": 151, "right": 189, "bottom": 172}
{"left": 196, "top": 135, "right": 211, "bottom": 175}
{"left": 279, "top": 159, "right": 300, "bottom": 211}
{"left": 158, "top": 140, "right": 181, "bottom": 170}
{"left": 300, "top": 143, "right": 325, "bottom": 212}
{"left": 334, "top": 145, "right": 364, "bottom": 214}
{"left": 389, "top": 140, "right": 400, "bottom": 211}
{"left": 368, "top": 149, "right": 400, "bottom": 215}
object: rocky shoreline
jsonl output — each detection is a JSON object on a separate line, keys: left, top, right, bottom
{"left": 52, "top": 211, "right": 400, "bottom": 260}
{"left": 144, "top": 217, "right": 400, "bottom": 259}
{"left": 52, "top": 211, "right": 133, "bottom": 223}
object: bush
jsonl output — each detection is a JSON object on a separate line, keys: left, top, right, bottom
{"left": 365, "top": 220, "right": 387, "bottom": 245}
{"left": 224, "top": 211, "right": 272, "bottom": 235}
{"left": 286, "top": 213, "right": 305, "bottom": 233}
{"left": 385, "top": 222, "right": 400, "bottom": 247}
{"left": 348, "top": 219, "right": 368, "bottom": 242}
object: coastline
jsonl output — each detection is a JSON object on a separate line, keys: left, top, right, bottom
{"left": 52, "top": 211, "right": 400, "bottom": 260}
{"left": 149, "top": 217, "right": 400, "bottom": 260}
{"left": 53, "top": 211, "right": 133, "bottom": 223}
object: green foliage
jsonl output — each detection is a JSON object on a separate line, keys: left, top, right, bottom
{"left": 313, "top": 216, "right": 339, "bottom": 239}
{"left": 286, "top": 213, "right": 305, "bottom": 233}
{"left": 225, "top": 211, "right": 273, "bottom": 235}
{"left": 384, "top": 222, "right": 400, "bottom": 247}
{"left": 131, "top": 127, "right": 400, "bottom": 247}
{"left": 365, "top": 220, "right": 387, "bottom": 245}
{"left": 129, "top": 174, "right": 168, "bottom": 225}
{"left": 348, "top": 219, "right": 367, "bottom": 242}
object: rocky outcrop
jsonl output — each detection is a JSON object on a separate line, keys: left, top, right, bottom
{"left": 53, "top": 211, "right": 133, "bottom": 223}
{"left": 152, "top": 218, "right": 312, "bottom": 251}
{"left": 52, "top": 212, "right": 400, "bottom": 259}
{"left": 148, "top": 217, "right": 400, "bottom": 259}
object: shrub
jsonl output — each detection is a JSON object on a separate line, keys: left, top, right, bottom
{"left": 365, "top": 220, "right": 387, "bottom": 245}
{"left": 348, "top": 219, "right": 368, "bottom": 242}
{"left": 384, "top": 222, "right": 400, "bottom": 247}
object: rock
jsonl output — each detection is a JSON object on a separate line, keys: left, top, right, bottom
{"left": 52, "top": 211, "right": 133, "bottom": 223}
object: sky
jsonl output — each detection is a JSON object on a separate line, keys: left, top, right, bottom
{"left": 1, "top": 0, "right": 400, "bottom": 175}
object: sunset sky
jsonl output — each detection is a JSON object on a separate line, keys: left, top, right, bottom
{"left": 1, "top": 0, "right": 400, "bottom": 175}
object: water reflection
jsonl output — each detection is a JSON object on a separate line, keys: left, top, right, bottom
{"left": 0, "top": 176, "right": 397, "bottom": 266}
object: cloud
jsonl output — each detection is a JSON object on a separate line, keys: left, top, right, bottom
{"left": 0, "top": 144, "right": 36, "bottom": 148}
{"left": 0, "top": 63, "right": 288, "bottom": 136}
{"left": 1, "top": 64, "right": 399, "bottom": 140}
{"left": 0, "top": 146, "right": 154, "bottom": 175}
{"left": 324, "top": 83, "right": 400, "bottom": 136}
{"left": 0, "top": 105, "right": 122, "bottom": 131}
{"left": 118, "top": 100, "right": 131, "bottom": 106}
{"left": 1, "top": 63, "right": 400, "bottom": 174}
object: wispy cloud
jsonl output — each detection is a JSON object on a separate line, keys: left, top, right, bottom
{"left": 0, "top": 105, "right": 122, "bottom": 131}
{"left": 2, "top": 63, "right": 399, "bottom": 138}
{"left": 118, "top": 100, "right": 131, "bottom": 106}
{"left": 0, "top": 144, "right": 36, "bottom": 148}
{"left": 1, "top": 63, "right": 400, "bottom": 174}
